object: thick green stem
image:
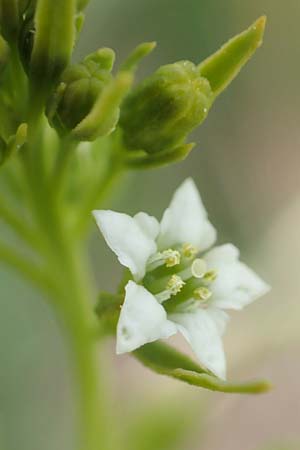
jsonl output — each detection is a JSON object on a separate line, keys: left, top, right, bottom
{"left": 64, "top": 313, "right": 106, "bottom": 450}
{"left": 41, "top": 221, "right": 107, "bottom": 450}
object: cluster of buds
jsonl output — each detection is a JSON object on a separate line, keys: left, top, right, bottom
{"left": 0, "top": 2, "right": 266, "bottom": 168}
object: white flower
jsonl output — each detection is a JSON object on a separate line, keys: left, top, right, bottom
{"left": 93, "top": 178, "right": 270, "bottom": 379}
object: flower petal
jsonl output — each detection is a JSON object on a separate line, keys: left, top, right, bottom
{"left": 93, "top": 210, "right": 159, "bottom": 281}
{"left": 116, "top": 281, "right": 177, "bottom": 354}
{"left": 205, "top": 244, "right": 270, "bottom": 310}
{"left": 157, "top": 178, "right": 216, "bottom": 251}
{"left": 133, "top": 212, "right": 160, "bottom": 241}
{"left": 170, "top": 308, "right": 228, "bottom": 379}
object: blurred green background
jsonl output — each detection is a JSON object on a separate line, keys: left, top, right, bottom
{"left": 1, "top": 0, "right": 300, "bottom": 449}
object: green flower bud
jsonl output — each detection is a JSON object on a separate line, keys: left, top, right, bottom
{"left": 120, "top": 17, "right": 266, "bottom": 161}
{"left": 120, "top": 60, "right": 213, "bottom": 154}
{"left": 47, "top": 48, "right": 130, "bottom": 140}
{"left": 29, "top": 0, "right": 76, "bottom": 90}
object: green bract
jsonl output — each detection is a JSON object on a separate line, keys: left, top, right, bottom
{"left": 119, "top": 17, "right": 266, "bottom": 163}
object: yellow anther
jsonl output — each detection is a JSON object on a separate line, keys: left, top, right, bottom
{"left": 203, "top": 270, "right": 217, "bottom": 283}
{"left": 193, "top": 286, "right": 212, "bottom": 301}
{"left": 166, "top": 275, "right": 185, "bottom": 295}
{"left": 162, "top": 249, "right": 181, "bottom": 267}
{"left": 182, "top": 243, "right": 197, "bottom": 259}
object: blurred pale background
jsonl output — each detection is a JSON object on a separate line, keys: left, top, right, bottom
{"left": 1, "top": 0, "right": 300, "bottom": 449}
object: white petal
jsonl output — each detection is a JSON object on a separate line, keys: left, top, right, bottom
{"left": 93, "top": 210, "right": 158, "bottom": 281}
{"left": 133, "top": 212, "right": 160, "bottom": 241}
{"left": 116, "top": 281, "right": 177, "bottom": 354}
{"left": 157, "top": 178, "right": 216, "bottom": 251}
{"left": 170, "top": 308, "right": 227, "bottom": 379}
{"left": 205, "top": 244, "right": 270, "bottom": 310}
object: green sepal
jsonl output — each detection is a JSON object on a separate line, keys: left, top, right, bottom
{"left": 198, "top": 16, "right": 266, "bottom": 97}
{"left": 95, "top": 292, "right": 123, "bottom": 337}
{"left": 125, "top": 142, "right": 195, "bottom": 169}
{"left": 134, "top": 341, "right": 271, "bottom": 394}
{"left": 30, "top": 0, "right": 76, "bottom": 89}
{"left": 120, "top": 41, "right": 156, "bottom": 73}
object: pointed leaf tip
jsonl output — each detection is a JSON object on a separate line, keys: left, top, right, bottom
{"left": 198, "top": 16, "right": 267, "bottom": 97}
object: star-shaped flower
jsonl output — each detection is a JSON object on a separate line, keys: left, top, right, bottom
{"left": 93, "top": 179, "right": 270, "bottom": 379}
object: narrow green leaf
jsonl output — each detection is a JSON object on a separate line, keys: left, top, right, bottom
{"left": 198, "top": 16, "right": 266, "bottom": 97}
{"left": 134, "top": 341, "right": 271, "bottom": 394}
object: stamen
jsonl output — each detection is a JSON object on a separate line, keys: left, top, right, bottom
{"left": 193, "top": 286, "right": 212, "bottom": 301}
{"left": 155, "top": 275, "right": 185, "bottom": 303}
{"left": 147, "top": 249, "right": 180, "bottom": 271}
{"left": 166, "top": 275, "right": 185, "bottom": 295}
{"left": 162, "top": 249, "right": 181, "bottom": 267}
{"left": 182, "top": 243, "right": 198, "bottom": 259}
{"left": 203, "top": 270, "right": 217, "bottom": 283}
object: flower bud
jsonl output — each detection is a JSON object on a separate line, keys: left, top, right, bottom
{"left": 120, "top": 17, "right": 266, "bottom": 158}
{"left": 120, "top": 60, "right": 213, "bottom": 154}
{"left": 47, "top": 48, "right": 127, "bottom": 140}
{"left": 29, "top": 0, "right": 76, "bottom": 90}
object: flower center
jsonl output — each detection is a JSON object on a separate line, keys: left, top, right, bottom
{"left": 143, "top": 243, "right": 217, "bottom": 312}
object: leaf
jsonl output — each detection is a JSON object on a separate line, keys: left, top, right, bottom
{"left": 134, "top": 341, "right": 271, "bottom": 394}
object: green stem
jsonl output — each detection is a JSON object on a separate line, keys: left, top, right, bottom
{"left": 51, "top": 135, "right": 78, "bottom": 202}
{"left": 64, "top": 312, "right": 106, "bottom": 450}
{"left": 13, "top": 86, "right": 113, "bottom": 450}
{"left": 47, "top": 234, "right": 107, "bottom": 450}
{"left": 76, "top": 162, "right": 123, "bottom": 237}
